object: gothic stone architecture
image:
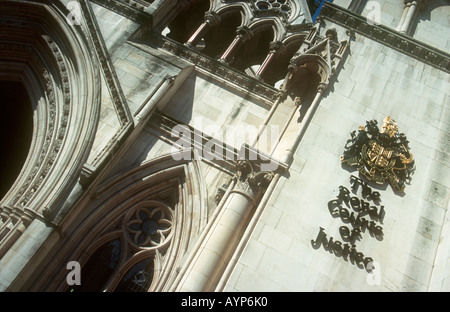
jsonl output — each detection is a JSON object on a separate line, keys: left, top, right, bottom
{"left": 0, "top": 0, "right": 449, "bottom": 292}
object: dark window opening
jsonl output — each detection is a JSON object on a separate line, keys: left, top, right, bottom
{"left": 261, "top": 39, "right": 304, "bottom": 87}
{"left": 0, "top": 81, "right": 33, "bottom": 199}
{"left": 68, "top": 239, "right": 122, "bottom": 292}
{"left": 114, "top": 258, "right": 154, "bottom": 292}
{"left": 232, "top": 27, "right": 274, "bottom": 75}
{"left": 164, "top": 0, "right": 210, "bottom": 44}
{"left": 202, "top": 12, "right": 242, "bottom": 59}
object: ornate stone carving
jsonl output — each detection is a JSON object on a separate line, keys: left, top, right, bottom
{"left": 252, "top": 0, "right": 293, "bottom": 16}
{"left": 233, "top": 160, "right": 274, "bottom": 201}
{"left": 340, "top": 116, "right": 415, "bottom": 194}
{"left": 125, "top": 202, "right": 173, "bottom": 249}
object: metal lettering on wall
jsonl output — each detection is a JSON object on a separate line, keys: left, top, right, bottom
{"left": 311, "top": 116, "right": 414, "bottom": 273}
{"left": 311, "top": 175, "right": 384, "bottom": 272}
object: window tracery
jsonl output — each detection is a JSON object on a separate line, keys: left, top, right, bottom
{"left": 126, "top": 202, "right": 173, "bottom": 248}
{"left": 253, "top": 0, "right": 293, "bottom": 17}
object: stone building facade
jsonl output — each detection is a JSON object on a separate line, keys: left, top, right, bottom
{"left": 0, "top": 0, "right": 449, "bottom": 292}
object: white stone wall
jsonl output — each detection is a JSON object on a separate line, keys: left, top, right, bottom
{"left": 413, "top": 0, "right": 450, "bottom": 52}
{"left": 360, "top": 0, "right": 405, "bottom": 30}
{"left": 333, "top": 0, "right": 450, "bottom": 51}
{"left": 332, "top": 0, "right": 353, "bottom": 9}
{"left": 162, "top": 72, "right": 270, "bottom": 151}
{"left": 225, "top": 25, "right": 450, "bottom": 291}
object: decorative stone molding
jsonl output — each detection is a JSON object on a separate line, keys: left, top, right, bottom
{"left": 77, "top": 0, "right": 134, "bottom": 188}
{"left": 0, "top": 1, "right": 100, "bottom": 215}
{"left": 321, "top": 2, "right": 450, "bottom": 73}
{"left": 204, "top": 10, "right": 222, "bottom": 27}
{"left": 236, "top": 25, "right": 254, "bottom": 42}
{"left": 33, "top": 155, "right": 208, "bottom": 292}
{"left": 287, "top": 23, "right": 350, "bottom": 95}
{"left": 250, "top": 0, "right": 294, "bottom": 20}
{"left": 232, "top": 159, "right": 274, "bottom": 203}
{"left": 0, "top": 1, "right": 101, "bottom": 268}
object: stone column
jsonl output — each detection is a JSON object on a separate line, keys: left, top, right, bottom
{"left": 255, "top": 41, "right": 284, "bottom": 79}
{"left": 185, "top": 11, "right": 221, "bottom": 48}
{"left": 219, "top": 26, "right": 253, "bottom": 64}
{"left": 348, "top": 0, "right": 364, "bottom": 12}
{"left": 279, "top": 82, "right": 327, "bottom": 164}
{"left": 396, "top": 0, "right": 428, "bottom": 35}
{"left": 0, "top": 207, "right": 34, "bottom": 259}
{"left": 176, "top": 160, "right": 273, "bottom": 292}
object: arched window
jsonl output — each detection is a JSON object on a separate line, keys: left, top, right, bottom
{"left": 164, "top": 0, "right": 211, "bottom": 44}
{"left": 69, "top": 239, "right": 122, "bottom": 292}
{"left": 201, "top": 11, "right": 243, "bottom": 59}
{"left": 35, "top": 156, "right": 209, "bottom": 292}
{"left": 67, "top": 200, "right": 174, "bottom": 292}
{"left": 232, "top": 26, "right": 275, "bottom": 77}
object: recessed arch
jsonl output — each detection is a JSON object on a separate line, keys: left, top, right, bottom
{"left": 164, "top": 0, "right": 211, "bottom": 43}
{"left": 32, "top": 152, "right": 209, "bottom": 292}
{"left": 284, "top": 54, "right": 330, "bottom": 121}
{"left": 261, "top": 32, "right": 309, "bottom": 86}
{"left": 0, "top": 1, "right": 101, "bottom": 217}
{"left": 231, "top": 22, "right": 276, "bottom": 75}
{"left": 202, "top": 9, "right": 243, "bottom": 58}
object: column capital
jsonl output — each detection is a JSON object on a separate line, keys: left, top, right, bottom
{"left": 269, "top": 41, "right": 285, "bottom": 54}
{"left": 404, "top": 0, "right": 428, "bottom": 9}
{"left": 317, "top": 82, "right": 328, "bottom": 93}
{"left": 236, "top": 25, "right": 254, "bottom": 42}
{"left": 204, "top": 11, "right": 221, "bottom": 27}
{"left": 232, "top": 160, "right": 274, "bottom": 202}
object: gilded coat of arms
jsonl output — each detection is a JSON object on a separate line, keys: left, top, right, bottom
{"left": 340, "top": 116, "right": 415, "bottom": 193}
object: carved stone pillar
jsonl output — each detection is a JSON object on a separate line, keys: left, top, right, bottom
{"left": 176, "top": 160, "right": 273, "bottom": 291}
{"left": 185, "top": 11, "right": 221, "bottom": 48}
{"left": 255, "top": 41, "right": 285, "bottom": 79}
{"left": 279, "top": 82, "right": 327, "bottom": 164}
{"left": 396, "top": 0, "right": 429, "bottom": 35}
{"left": 219, "top": 26, "right": 253, "bottom": 64}
{"left": 0, "top": 207, "right": 34, "bottom": 259}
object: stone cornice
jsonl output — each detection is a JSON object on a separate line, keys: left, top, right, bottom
{"left": 150, "top": 112, "right": 288, "bottom": 176}
{"left": 321, "top": 2, "right": 450, "bottom": 74}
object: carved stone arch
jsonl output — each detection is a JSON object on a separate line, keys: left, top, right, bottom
{"left": 164, "top": 0, "right": 211, "bottom": 43}
{"left": 0, "top": 1, "right": 100, "bottom": 249}
{"left": 249, "top": 17, "right": 286, "bottom": 43}
{"left": 285, "top": 54, "right": 330, "bottom": 103}
{"left": 34, "top": 152, "right": 209, "bottom": 292}
{"left": 231, "top": 19, "right": 278, "bottom": 75}
{"left": 262, "top": 32, "right": 310, "bottom": 86}
{"left": 201, "top": 7, "right": 244, "bottom": 58}
{"left": 215, "top": 1, "right": 252, "bottom": 25}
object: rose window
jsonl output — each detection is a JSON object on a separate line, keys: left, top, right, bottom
{"left": 254, "top": 0, "right": 293, "bottom": 16}
{"left": 126, "top": 205, "right": 173, "bottom": 248}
